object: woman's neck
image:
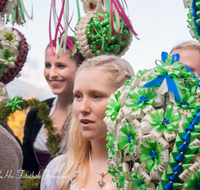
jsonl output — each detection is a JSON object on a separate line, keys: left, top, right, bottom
{"left": 90, "top": 138, "right": 108, "bottom": 163}
{"left": 57, "top": 93, "right": 73, "bottom": 110}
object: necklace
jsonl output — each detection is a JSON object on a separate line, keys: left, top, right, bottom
{"left": 89, "top": 152, "right": 108, "bottom": 188}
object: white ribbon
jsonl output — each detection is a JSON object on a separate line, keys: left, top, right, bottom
{"left": 157, "top": 137, "right": 169, "bottom": 150}
{"left": 124, "top": 179, "right": 132, "bottom": 190}
{"left": 156, "top": 78, "right": 168, "bottom": 95}
{"left": 150, "top": 170, "right": 162, "bottom": 180}
{"left": 132, "top": 119, "right": 141, "bottom": 130}
{"left": 153, "top": 94, "right": 164, "bottom": 107}
{"left": 179, "top": 169, "right": 192, "bottom": 182}
{"left": 131, "top": 109, "right": 144, "bottom": 119}
{"left": 188, "top": 162, "right": 200, "bottom": 174}
{"left": 121, "top": 106, "right": 132, "bottom": 118}
{"left": 189, "top": 29, "right": 196, "bottom": 38}
{"left": 116, "top": 109, "right": 124, "bottom": 123}
{"left": 140, "top": 121, "right": 153, "bottom": 134}
{"left": 160, "top": 149, "right": 169, "bottom": 163}
{"left": 147, "top": 183, "right": 155, "bottom": 190}
{"left": 197, "top": 87, "right": 200, "bottom": 96}
{"left": 190, "top": 138, "right": 200, "bottom": 146}
{"left": 179, "top": 108, "right": 191, "bottom": 117}
{"left": 163, "top": 130, "right": 176, "bottom": 142}
{"left": 150, "top": 128, "right": 163, "bottom": 140}
{"left": 183, "top": 0, "right": 188, "bottom": 8}
{"left": 141, "top": 114, "right": 151, "bottom": 122}
{"left": 133, "top": 162, "right": 151, "bottom": 185}
{"left": 143, "top": 134, "right": 151, "bottom": 141}
{"left": 143, "top": 105, "right": 155, "bottom": 114}
{"left": 136, "top": 129, "right": 143, "bottom": 143}
{"left": 131, "top": 77, "right": 141, "bottom": 88}
{"left": 118, "top": 89, "right": 129, "bottom": 107}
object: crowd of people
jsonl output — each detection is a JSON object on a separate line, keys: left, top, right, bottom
{"left": 1, "top": 39, "right": 200, "bottom": 190}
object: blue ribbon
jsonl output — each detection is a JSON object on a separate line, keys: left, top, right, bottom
{"left": 181, "top": 101, "right": 190, "bottom": 107}
{"left": 185, "top": 65, "right": 198, "bottom": 79}
{"left": 143, "top": 73, "right": 181, "bottom": 102}
{"left": 149, "top": 151, "right": 157, "bottom": 162}
{"left": 198, "top": 81, "right": 200, "bottom": 88}
{"left": 195, "top": 181, "right": 200, "bottom": 190}
{"left": 161, "top": 118, "right": 170, "bottom": 125}
{"left": 161, "top": 51, "right": 180, "bottom": 64}
{"left": 127, "top": 134, "right": 131, "bottom": 143}
{"left": 138, "top": 181, "right": 143, "bottom": 186}
{"left": 137, "top": 96, "right": 149, "bottom": 105}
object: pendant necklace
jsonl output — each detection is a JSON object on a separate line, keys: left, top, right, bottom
{"left": 89, "top": 152, "right": 108, "bottom": 188}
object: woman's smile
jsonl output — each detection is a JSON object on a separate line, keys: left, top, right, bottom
{"left": 49, "top": 80, "right": 64, "bottom": 87}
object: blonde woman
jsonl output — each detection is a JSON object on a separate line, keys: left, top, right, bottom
{"left": 41, "top": 55, "right": 135, "bottom": 190}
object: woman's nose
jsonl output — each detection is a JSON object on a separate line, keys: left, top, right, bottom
{"left": 79, "top": 98, "right": 90, "bottom": 114}
{"left": 49, "top": 67, "right": 58, "bottom": 78}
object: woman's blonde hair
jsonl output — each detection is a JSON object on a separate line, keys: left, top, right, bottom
{"left": 56, "top": 55, "right": 134, "bottom": 190}
{"left": 170, "top": 40, "right": 200, "bottom": 53}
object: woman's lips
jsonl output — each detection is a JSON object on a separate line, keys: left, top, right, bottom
{"left": 50, "top": 80, "right": 63, "bottom": 87}
{"left": 80, "top": 119, "right": 95, "bottom": 128}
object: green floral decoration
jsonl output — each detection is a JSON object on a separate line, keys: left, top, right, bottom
{"left": 183, "top": 167, "right": 200, "bottom": 189}
{"left": 139, "top": 140, "right": 163, "bottom": 172}
{"left": 0, "top": 97, "right": 61, "bottom": 155}
{"left": 176, "top": 91, "right": 197, "bottom": 110}
{"left": 124, "top": 69, "right": 150, "bottom": 87}
{"left": 153, "top": 55, "right": 190, "bottom": 79}
{"left": 117, "top": 123, "right": 136, "bottom": 154}
{"left": 149, "top": 105, "right": 181, "bottom": 134}
{"left": 86, "top": 12, "right": 130, "bottom": 55}
{"left": 6, "top": 96, "right": 22, "bottom": 112}
{"left": 129, "top": 172, "right": 147, "bottom": 190}
{"left": 106, "top": 132, "right": 116, "bottom": 159}
{"left": 107, "top": 164, "right": 124, "bottom": 188}
{"left": 105, "top": 91, "right": 121, "bottom": 121}
{"left": 1, "top": 48, "right": 15, "bottom": 62}
{"left": 3, "top": 31, "right": 16, "bottom": 43}
{"left": 191, "top": 79, "right": 200, "bottom": 96}
{"left": 125, "top": 87, "right": 156, "bottom": 111}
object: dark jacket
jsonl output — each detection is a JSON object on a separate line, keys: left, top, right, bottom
{"left": 22, "top": 98, "right": 55, "bottom": 174}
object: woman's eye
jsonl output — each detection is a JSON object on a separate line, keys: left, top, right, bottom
{"left": 45, "top": 63, "right": 51, "bottom": 68}
{"left": 58, "top": 64, "right": 66, "bottom": 68}
{"left": 74, "top": 94, "right": 81, "bottom": 99}
{"left": 93, "top": 94, "right": 101, "bottom": 99}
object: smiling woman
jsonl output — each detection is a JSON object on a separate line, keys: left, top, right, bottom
{"left": 21, "top": 36, "right": 84, "bottom": 176}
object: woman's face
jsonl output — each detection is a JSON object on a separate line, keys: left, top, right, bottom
{"left": 44, "top": 47, "right": 77, "bottom": 96}
{"left": 73, "top": 67, "right": 117, "bottom": 141}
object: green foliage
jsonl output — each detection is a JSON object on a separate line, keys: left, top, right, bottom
{"left": 0, "top": 97, "right": 61, "bottom": 154}
{"left": 21, "top": 170, "right": 41, "bottom": 190}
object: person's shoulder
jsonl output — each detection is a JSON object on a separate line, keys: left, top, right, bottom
{"left": 40, "top": 155, "right": 67, "bottom": 190}
{"left": 46, "top": 154, "right": 66, "bottom": 170}
{"left": 42, "top": 97, "right": 56, "bottom": 106}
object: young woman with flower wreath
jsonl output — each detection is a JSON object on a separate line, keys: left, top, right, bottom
{"left": 40, "top": 55, "right": 135, "bottom": 190}
{"left": 22, "top": 37, "right": 85, "bottom": 174}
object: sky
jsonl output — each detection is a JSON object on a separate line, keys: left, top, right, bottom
{"left": 5, "top": 0, "right": 194, "bottom": 101}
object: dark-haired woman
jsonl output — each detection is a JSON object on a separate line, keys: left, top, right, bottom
{"left": 22, "top": 37, "right": 84, "bottom": 174}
